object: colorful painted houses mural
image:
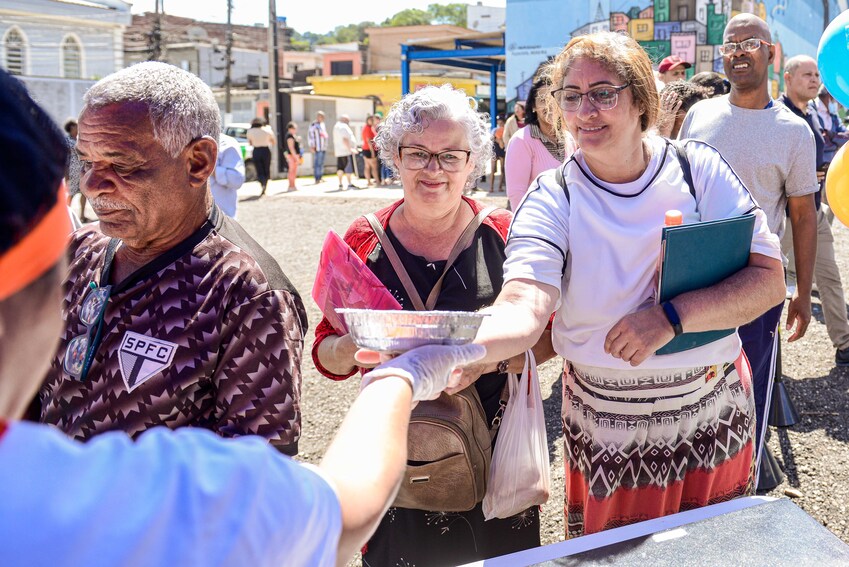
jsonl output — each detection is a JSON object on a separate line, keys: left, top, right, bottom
{"left": 506, "top": 0, "right": 846, "bottom": 103}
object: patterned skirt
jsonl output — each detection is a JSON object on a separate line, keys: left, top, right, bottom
{"left": 562, "top": 353, "right": 756, "bottom": 537}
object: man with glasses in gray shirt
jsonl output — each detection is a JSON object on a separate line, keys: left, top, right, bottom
{"left": 679, "top": 14, "right": 818, "bottom": 468}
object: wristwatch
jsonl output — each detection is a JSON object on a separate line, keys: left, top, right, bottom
{"left": 496, "top": 359, "right": 510, "bottom": 374}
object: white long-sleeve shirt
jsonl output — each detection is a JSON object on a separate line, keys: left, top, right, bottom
{"left": 0, "top": 421, "right": 342, "bottom": 567}
{"left": 210, "top": 133, "right": 246, "bottom": 218}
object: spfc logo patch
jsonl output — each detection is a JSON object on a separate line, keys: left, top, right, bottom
{"left": 118, "top": 331, "right": 177, "bottom": 392}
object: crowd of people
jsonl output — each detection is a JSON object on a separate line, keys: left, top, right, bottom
{"left": 3, "top": 10, "right": 849, "bottom": 567}
{"left": 209, "top": 110, "right": 394, "bottom": 199}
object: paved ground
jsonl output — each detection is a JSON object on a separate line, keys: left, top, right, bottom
{"left": 231, "top": 172, "right": 508, "bottom": 201}
{"left": 83, "top": 173, "right": 849, "bottom": 563}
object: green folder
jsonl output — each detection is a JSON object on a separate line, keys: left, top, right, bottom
{"left": 655, "top": 213, "right": 755, "bottom": 355}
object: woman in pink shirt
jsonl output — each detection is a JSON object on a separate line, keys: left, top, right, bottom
{"left": 506, "top": 72, "right": 576, "bottom": 210}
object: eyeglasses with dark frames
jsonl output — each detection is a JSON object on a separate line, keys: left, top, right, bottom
{"left": 550, "top": 83, "right": 631, "bottom": 112}
{"left": 718, "top": 38, "right": 772, "bottom": 56}
{"left": 63, "top": 282, "right": 111, "bottom": 381}
{"left": 398, "top": 146, "right": 472, "bottom": 172}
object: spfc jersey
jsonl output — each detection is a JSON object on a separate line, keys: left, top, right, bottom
{"left": 39, "top": 206, "right": 307, "bottom": 455}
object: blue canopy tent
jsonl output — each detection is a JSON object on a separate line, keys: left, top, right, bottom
{"left": 400, "top": 31, "right": 505, "bottom": 129}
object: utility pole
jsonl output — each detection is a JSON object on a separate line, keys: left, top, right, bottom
{"left": 224, "top": 0, "right": 233, "bottom": 121}
{"left": 268, "top": 0, "right": 280, "bottom": 178}
{"left": 151, "top": 0, "right": 162, "bottom": 61}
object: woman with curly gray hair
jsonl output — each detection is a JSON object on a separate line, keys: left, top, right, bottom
{"left": 312, "top": 84, "right": 550, "bottom": 566}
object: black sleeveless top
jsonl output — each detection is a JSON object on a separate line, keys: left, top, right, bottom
{"left": 366, "top": 223, "right": 508, "bottom": 423}
{"left": 283, "top": 132, "right": 300, "bottom": 155}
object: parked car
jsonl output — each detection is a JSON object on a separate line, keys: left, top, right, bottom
{"left": 223, "top": 123, "right": 257, "bottom": 182}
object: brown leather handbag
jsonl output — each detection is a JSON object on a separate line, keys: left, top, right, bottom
{"left": 365, "top": 207, "right": 502, "bottom": 511}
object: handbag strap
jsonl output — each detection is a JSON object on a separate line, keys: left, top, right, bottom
{"left": 490, "top": 350, "right": 535, "bottom": 438}
{"left": 489, "top": 381, "right": 511, "bottom": 439}
{"left": 365, "top": 205, "right": 496, "bottom": 311}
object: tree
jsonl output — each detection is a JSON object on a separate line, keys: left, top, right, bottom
{"left": 382, "top": 8, "right": 432, "bottom": 27}
{"left": 428, "top": 3, "right": 467, "bottom": 27}
{"left": 285, "top": 3, "right": 467, "bottom": 49}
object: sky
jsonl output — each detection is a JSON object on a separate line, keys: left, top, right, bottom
{"left": 128, "top": 0, "right": 506, "bottom": 35}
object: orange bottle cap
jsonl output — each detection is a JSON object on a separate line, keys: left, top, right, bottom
{"left": 665, "top": 210, "right": 683, "bottom": 226}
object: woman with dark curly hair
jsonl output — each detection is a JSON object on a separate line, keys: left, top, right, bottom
{"left": 657, "top": 80, "right": 711, "bottom": 137}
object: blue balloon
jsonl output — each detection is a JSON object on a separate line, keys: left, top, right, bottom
{"left": 818, "top": 9, "right": 849, "bottom": 109}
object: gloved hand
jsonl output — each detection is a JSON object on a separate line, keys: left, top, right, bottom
{"left": 361, "top": 344, "right": 486, "bottom": 402}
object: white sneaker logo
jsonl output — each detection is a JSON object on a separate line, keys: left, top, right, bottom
{"left": 118, "top": 331, "right": 177, "bottom": 392}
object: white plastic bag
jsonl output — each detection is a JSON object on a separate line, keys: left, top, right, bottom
{"left": 482, "top": 350, "right": 551, "bottom": 520}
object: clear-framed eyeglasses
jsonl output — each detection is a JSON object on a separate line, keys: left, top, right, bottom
{"left": 718, "top": 38, "right": 772, "bottom": 56}
{"left": 550, "top": 83, "right": 631, "bottom": 112}
{"left": 63, "top": 282, "right": 111, "bottom": 381}
{"left": 398, "top": 146, "right": 472, "bottom": 173}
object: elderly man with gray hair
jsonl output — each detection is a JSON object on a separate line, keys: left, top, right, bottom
{"left": 34, "top": 62, "right": 308, "bottom": 456}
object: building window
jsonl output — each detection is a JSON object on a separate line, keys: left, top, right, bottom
{"left": 5, "top": 28, "right": 25, "bottom": 75}
{"left": 330, "top": 60, "right": 353, "bottom": 75}
{"left": 700, "top": 50, "right": 711, "bottom": 62}
{"left": 678, "top": 6, "right": 688, "bottom": 20}
{"left": 637, "top": 24, "right": 648, "bottom": 33}
{"left": 62, "top": 36, "right": 82, "bottom": 79}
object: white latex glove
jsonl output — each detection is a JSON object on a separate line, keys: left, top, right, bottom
{"left": 360, "top": 344, "right": 486, "bottom": 402}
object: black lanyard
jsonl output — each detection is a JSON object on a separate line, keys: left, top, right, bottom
{"left": 99, "top": 238, "right": 120, "bottom": 286}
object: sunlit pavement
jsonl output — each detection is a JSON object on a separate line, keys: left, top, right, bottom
{"left": 71, "top": 174, "right": 509, "bottom": 222}
{"left": 236, "top": 175, "right": 508, "bottom": 201}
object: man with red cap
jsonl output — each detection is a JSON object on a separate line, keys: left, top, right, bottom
{"left": 658, "top": 55, "right": 692, "bottom": 84}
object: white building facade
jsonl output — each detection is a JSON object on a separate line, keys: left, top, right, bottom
{"left": 0, "top": 0, "right": 131, "bottom": 124}
{"left": 467, "top": 3, "right": 506, "bottom": 32}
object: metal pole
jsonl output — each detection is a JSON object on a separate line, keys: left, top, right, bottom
{"left": 401, "top": 45, "right": 410, "bottom": 95}
{"left": 224, "top": 0, "right": 233, "bottom": 118}
{"left": 151, "top": 0, "right": 162, "bottom": 61}
{"left": 268, "top": 0, "right": 279, "bottom": 177}
{"left": 490, "top": 64, "right": 498, "bottom": 129}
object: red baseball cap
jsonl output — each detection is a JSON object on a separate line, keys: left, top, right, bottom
{"left": 658, "top": 55, "right": 692, "bottom": 73}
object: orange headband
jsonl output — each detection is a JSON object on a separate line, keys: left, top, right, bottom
{"left": 0, "top": 182, "right": 71, "bottom": 301}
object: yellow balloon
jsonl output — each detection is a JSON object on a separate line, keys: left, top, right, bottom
{"left": 826, "top": 143, "right": 849, "bottom": 227}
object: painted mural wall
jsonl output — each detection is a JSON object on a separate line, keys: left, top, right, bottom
{"left": 506, "top": 0, "right": 846, "bottom": 103}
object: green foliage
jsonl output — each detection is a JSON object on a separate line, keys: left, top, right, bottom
{"left": 381, "top": 8, "right": 432, "bottom": 27}
{"left": 333, "top": 22, "right": 375, "bottom": 43}
{"left": 289, "top": 3, "right": 467, "bottom": 47}
{"left": 427, "top": 3, "right": 467, "bottom": 26}
{"left": 288, "top": 38, "right": 312, "bottom": 51}
{"left": 381, "top": 4, "right": 467, "bottom": 27}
